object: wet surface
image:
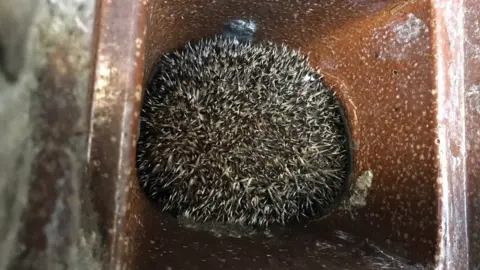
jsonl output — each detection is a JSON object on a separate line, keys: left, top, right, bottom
{"left": 132, "top": 202, "right": 428, "bottom": 270}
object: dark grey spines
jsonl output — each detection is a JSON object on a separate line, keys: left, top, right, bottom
{"left": 137, "top": 36, "right": 350, "bottom": 228}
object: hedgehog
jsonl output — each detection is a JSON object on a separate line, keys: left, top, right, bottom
{"left": 136, "top": 20, "right": 351, "bottom": 228}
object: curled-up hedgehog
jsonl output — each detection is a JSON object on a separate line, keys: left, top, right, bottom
{"left": 136, "top": 19, "right": 352, "bottom": 228}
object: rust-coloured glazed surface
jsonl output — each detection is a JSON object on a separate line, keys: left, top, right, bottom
{"left": 88, "top": 0, "right": 148, "bottom": 267}
{"left": 87, "top": 0, "right": 479, "bottom": 269}
{"left": 140, "top": 0, "right": 438, "bottom": 266}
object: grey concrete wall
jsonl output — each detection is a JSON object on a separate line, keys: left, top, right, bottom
{"left": 0, "top": 1, "right": 101, "bottom": 269}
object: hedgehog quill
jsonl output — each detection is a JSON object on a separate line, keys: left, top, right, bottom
{"left": 136, "top": 20, "right": 351, "bottom": 228}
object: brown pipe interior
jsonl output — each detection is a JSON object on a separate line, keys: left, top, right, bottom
{"left": 127, "top": 0, "right": 439, "bottom": 268}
